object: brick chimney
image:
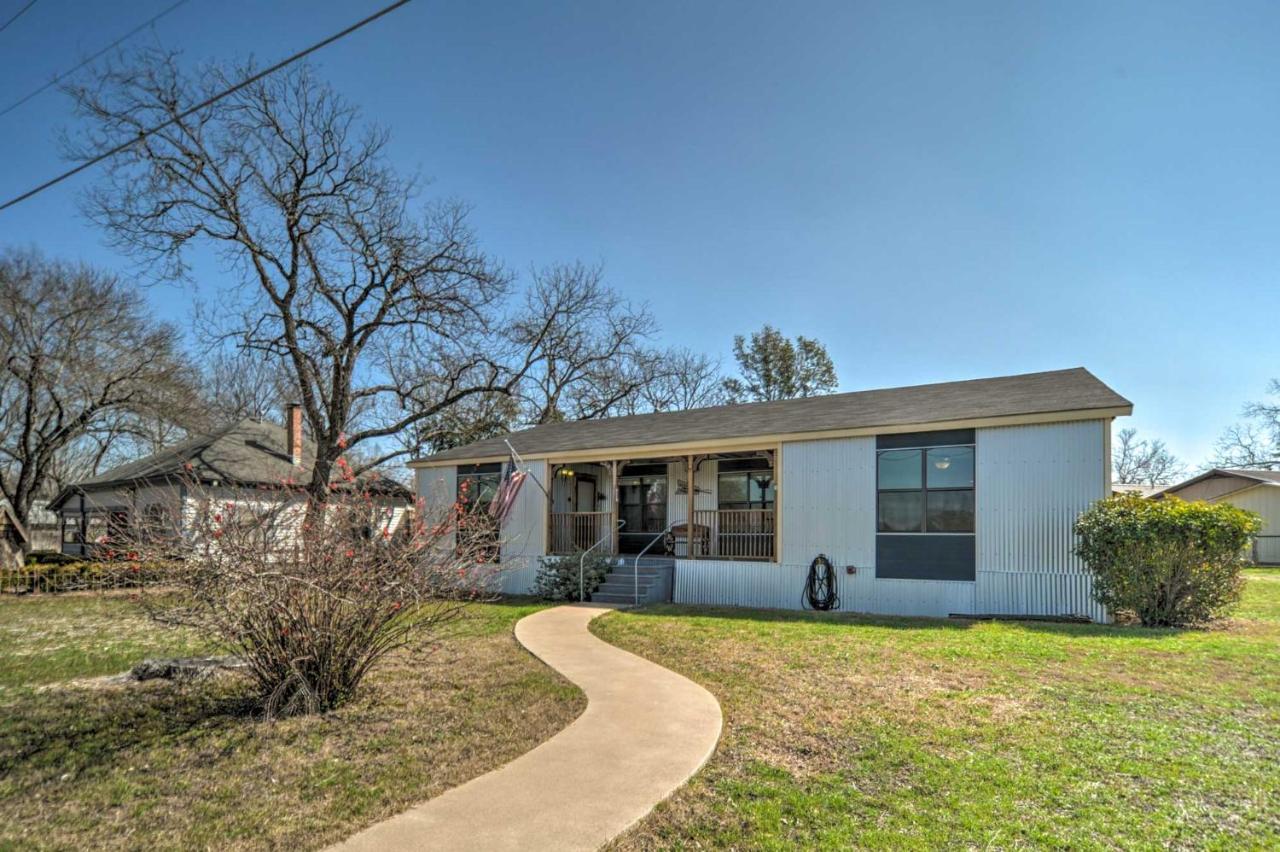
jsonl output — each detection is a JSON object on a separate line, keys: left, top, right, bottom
{"left": 286, "top": 403, "right": 303, "bottom": 466}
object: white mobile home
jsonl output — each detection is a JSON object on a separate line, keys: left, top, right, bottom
{"left": 412, "top": 368, "right": 1131, "bottom": 621}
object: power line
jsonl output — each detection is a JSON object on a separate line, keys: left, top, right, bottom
{"left": 0, "top": 0, "right": 414, "bottom": 212}
{"left": 0, "top": 0, "right": 37, "bottom": 34}
{"left": 0, "top": 0, "right": 191, "bottom": 119}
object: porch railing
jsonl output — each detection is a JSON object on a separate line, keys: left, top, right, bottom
{"left": 688, "top": 509, "right": 775, "bottom": 560}
{"left": 549, "top": 508, "right": 776, "bottom": 560}
{"left": 550, "top": 511, "right": 613, "bottom": 555}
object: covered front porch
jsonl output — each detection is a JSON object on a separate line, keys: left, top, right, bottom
{"left": 546, "top": 449, "right": 778, "bottom": 562}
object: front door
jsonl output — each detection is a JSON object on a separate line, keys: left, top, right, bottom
{"left": 618, "top": 474, "right": 668, "bottom": 553}
{"left": 573, "top": 476, "right": 597, "bottom": 549}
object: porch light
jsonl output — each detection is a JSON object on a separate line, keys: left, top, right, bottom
{"left": 557, "top": 468, "right": 575, "bottom": 478}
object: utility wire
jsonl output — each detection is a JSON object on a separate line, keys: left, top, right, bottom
{"left": 0, "top": 0, "right": 37, "bottom": 34}
{"left": 0, "top": 0, "right": 414, "bottom": 212}
{"left": 0, "top": 0, "right": 191, "bottom": 119}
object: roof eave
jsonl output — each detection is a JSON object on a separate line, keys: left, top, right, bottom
{"left": 408, "top": 403, "right": 1133, "bottom": 469}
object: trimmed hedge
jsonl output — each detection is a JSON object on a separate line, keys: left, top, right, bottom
{"left": 1074, "top": 493, "right": 1260, "bottom": 627}
{"left": 1, "top": 560, "right": 176, "bottom": 595}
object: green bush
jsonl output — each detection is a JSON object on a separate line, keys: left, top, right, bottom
{"left": 1074, "top": 493, "right": 1260, "bottom": 627}
{"left": 533, "top": 552, "right": 612, "bottom": 602}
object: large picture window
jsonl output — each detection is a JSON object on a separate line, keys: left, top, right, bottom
{"left": 876, "top": 445, "right": 974, "bottom": 533}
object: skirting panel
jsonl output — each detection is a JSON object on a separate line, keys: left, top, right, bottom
{"left": 673, "top": 560, "right": 977, "bottom": 618}
{"left": 975, "top": 570, "right": 1107, "bottom": 622}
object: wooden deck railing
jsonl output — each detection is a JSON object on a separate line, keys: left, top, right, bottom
{"left": 689, "top": 508, "right": 775, "bottom": 560}
{"left": 549, "top": 511, "right": 613, "bottom": 555}
{"left": 549, "top": 508, "right": 775, "bottom": 560}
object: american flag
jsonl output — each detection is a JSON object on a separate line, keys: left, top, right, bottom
{"left": 488, "top": 450, "right": 528, "bottom": 523}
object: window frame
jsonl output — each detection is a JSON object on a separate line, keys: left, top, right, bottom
{"left": 875, "top": 442, "right": 975, "bottom": 534}
{"left": 716, "top": 458, "right": 776, "bottom": 513}
{"left": 456, "top": 463, "right": 502, "bottom": 562}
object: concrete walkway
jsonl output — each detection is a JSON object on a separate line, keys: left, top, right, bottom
{"left": 330, "top": 604, "right": 722, "bottom": 852}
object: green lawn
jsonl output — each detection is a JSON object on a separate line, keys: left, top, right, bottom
{"left": 592, "top": 569, "right": 1280, "bottom": 850}
{"left": 0, "top": 593, "right": 583, "bottom": 850}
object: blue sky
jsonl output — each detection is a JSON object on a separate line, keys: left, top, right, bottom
{"left": 1, "top": 0, "right": 1277, "bottom": 468}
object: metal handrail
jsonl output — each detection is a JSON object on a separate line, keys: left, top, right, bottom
{"left": 580, "top": 520, "right": 625, "bottom": 602}
{"left": 633, "top": 520, "right": 680, "bottom": 605}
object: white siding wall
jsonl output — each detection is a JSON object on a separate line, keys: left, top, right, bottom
{"left": 779, "top": 436, "right": 876, "bottom": 567}
{"left": 498, "top": 460, "right": 548, "bottom": 594}
{"left": 676, "top": 435, "right": 975, "bottom": 617}
{"left": 675, "top": 420, "right": 1111, "bottom": 621}
{"left": 1207, "top": 483, "right": 1280, "bottom": 564}
{"left": 674, "top": 559, "right": 976, "bottom": 617}
{"left": 975, "top": 420, "right": 1108, "bottom": 622}
{"left": 414, "top": 461, "right": 550, "bottom": 595}
{"left": 416, "top": 466, "right": 457, "bottom": 552}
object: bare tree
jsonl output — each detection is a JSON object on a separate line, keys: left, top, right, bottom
{"left": 1212, "top": 381, "right": 1280, "bottom": 469}
{"left": 68, "top": 53, "right": 520, "bottom": 502}
{"left": 202, "top": 349, "right": 294, "bottom": 423}
{"left": 1112, "top": 427, "right": 1186, "bottom": 485}
{"left": 631, "top": 348, "right": 727, "bottom": 413}
{"left": 0, "top": 249, "right": 193, "bottom": 529}
{"left": 505, "top": 262, "right": 657, "bottom": 424}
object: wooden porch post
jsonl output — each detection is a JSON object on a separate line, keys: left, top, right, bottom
{"left": 687, "top": 454, "right": 696, "bottom": 558}
{"left": 610, "top": 459, "right": 620, "bottom": 555}
{"left": 546, "top": 464, "right": 556, "bottom": 555}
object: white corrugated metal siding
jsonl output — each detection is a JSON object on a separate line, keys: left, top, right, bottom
{"left": 672, "top": 560, "right": 976, "bottom": 617}
{"left": 674, "top": 560, "right": 809, "bottom": 609}
{"left": 779, "top": 436, "right": 876, "bottom": 567}
{"left": 975, "top": 420, "right": 1108, "bottom": 621}
{"left": 675, "top": 423, "right": 1110, "bottom": 620}
{"left": 498, "top": 460, "right": 549, "bottom": 594}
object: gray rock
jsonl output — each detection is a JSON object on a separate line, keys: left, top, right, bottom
{"left": 130, "top": 656, "right": 246, "bottom": 682}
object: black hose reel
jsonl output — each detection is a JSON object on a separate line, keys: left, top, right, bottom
{"left": 803, "top": 553, "right": 840, "bottom": 611}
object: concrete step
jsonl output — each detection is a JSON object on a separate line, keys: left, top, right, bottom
{"left": 596, "top": 580, "right": 657, "bottom": 596}
{"left": 590, "top": 592, "right": 643, "bottom": 605}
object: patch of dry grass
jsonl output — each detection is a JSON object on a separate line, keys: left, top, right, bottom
{"left": 0, "top": 595, "right": 583, "bottom": 850}
{"left": 591, "top": 570, "right": 1280, "bottom": 849}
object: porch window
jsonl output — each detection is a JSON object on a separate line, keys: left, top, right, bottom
{"left": 456, "top": 463, "right": 501, "bottom": 561}
{"left": 716, "top": 459, "right": 775, "bottom": 511}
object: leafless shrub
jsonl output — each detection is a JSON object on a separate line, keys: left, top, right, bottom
{"left": 113, "top": 464, "right": 500, "bottom": 717}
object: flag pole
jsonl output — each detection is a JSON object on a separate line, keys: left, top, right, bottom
{"left": 505, "top": 439, "right": 552, "bottom": 500}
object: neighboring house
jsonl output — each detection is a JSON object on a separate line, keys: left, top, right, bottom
{"left": 1111, "top": 482, "right": 1166, "bottom": 497}
{"left": 49, "top": 405, "right": 412, "bottom": 557}
{"left": 412, "top": 367, "right": 1132, "bottom": 622}
{"left": 0, "top": 502, "right": 29, "bottom": 569}
{"left": 1155, "top": 469, "right": 1280, "bottom": 565}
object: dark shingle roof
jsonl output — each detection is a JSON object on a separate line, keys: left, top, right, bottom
{"left": 415, "top": 367, "right": 1131, "bottom": 464}
{"left": 1157, "top": 468, "right": 1280, "bottom": 497}
{"left": 1217, "top": 469, "right": 1280, "bottom": 484}
{"left": 52, "top": 419, "right": 410, "bottom": 507}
